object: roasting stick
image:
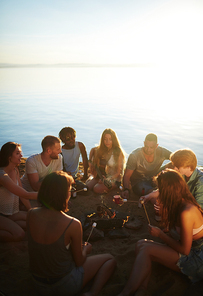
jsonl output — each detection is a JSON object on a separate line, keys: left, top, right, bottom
{"left": 86, "top": 222, "right": 97, "bottom": 243}
{"left": 140, "top": 200, "right": 151, "bottom": 225}
{"left": 75, "top": 187, "right": 87, "bottom": 193}
{"left": 123, "top": 199, "right": 138, "bottom": 203}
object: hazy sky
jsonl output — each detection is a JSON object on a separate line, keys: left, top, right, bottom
{"left": 0, "top": 0, "right": 203, "bottom": 65}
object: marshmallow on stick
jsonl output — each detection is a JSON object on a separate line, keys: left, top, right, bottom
{"left": 75, "top": 187, "right": 87, "bottom": 193}
{"left": 86, "top": 222, "right": 97, "bottom": 243}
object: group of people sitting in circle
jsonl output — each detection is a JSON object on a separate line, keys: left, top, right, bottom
{"left": 0, "top": 127, "right": 203, "bottom": 296}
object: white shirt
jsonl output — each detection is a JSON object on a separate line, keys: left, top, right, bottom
{"left": 21, "top": 153, "right": 63, "bottom": 191}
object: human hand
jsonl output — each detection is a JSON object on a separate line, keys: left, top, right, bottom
{"left": 148, "top": 224, "right": 162, "bottom": 238}
{"left": 121, "top": 189, "right": 129, "bottom": 199}
{"left": 83, "top": 242, "right": 92, "bottom": 254}
{"left": 81, "top": 175, "right": 88, "bottom": 182}
{"left": 139, "top": 194, "right": 151, "bottom": 204}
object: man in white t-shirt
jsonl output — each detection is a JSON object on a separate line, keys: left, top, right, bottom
{"left": 21, "top": 135, "right": 63, "bottom": 192}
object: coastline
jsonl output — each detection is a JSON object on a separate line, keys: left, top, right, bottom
{"left": 0, "top": 159, "right": 191, "bottom": 296}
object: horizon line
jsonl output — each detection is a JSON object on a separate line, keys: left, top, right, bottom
{"left": 0, "top": 62, "right": 155, "bottom": 68}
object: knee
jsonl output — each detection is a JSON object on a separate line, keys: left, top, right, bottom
{"left": 14, "top": 229, "right": 25, "bottom": 242}
{"left": 135, "top": 239, "right": 150, "bottom": 253}
{"left": 93, "top": 184, "right": 105, "bottom": 194}
{"left": 108, "top": 254, "right": 117, "bottom": 270}
{"left": 105, "top": 254, "right": 117, "bottom": 267}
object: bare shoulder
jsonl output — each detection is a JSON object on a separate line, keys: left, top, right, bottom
{"left": 181, "top": 203, "right": 198, "bottom": 220}
{"left": 78, "top": 142, "right": 87, "bottom": 156}
{"left": 78, "top": 142, "right": 85, "bottom": 149}
{"left": 63, "top": 213, "right": 81, "bottom": 226}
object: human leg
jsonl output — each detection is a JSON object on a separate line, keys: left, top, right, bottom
{"left": 75, "top": 179, "right": 89, "bottom": 195}
{"left": 0, "top": 215, "right": 25, "bottom": 242}
{"left": 93, "top": 180, "right": 118, "bottom": 194}
{"left": 117, "top": 239, "right": 180, "bottom": 296}
{"left": 9, "top": 211, "right": 27, "bottom": 230}
{"left": 132, "top": 180, "right": 155, "bottom": 197}
{"left": 82, "top": 253, "right": 116, "bottom": 296}
{"left": 86, "top": 177, "right": 98, "bottom": 190}
{"left": 93, "top": 182, "right": 110, "bottom": 194}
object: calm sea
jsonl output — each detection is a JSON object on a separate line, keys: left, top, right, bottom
{"left": 0, "top": 66, "right": 202, "bottom": 165}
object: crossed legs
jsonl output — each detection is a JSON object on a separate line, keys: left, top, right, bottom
{"left": 0, "top": 211, "right": 27, "bottom": 242}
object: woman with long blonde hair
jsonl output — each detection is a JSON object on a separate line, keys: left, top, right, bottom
{"left": 86, "top": 128, "right": 125, "bottom": 194}
{"left": 117, "top": 169, "right": 203, "bottom": 296}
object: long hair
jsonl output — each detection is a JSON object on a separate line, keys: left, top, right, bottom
{"left": 38, "top": 171, "right": 74, "bottom": 212}
{"left": 0, "top": 142, "right": 21, "bottom": 167}
{"left": 93, "top": 128, "right": 125, "bottom": 166}
{"left": 156, "top": 169, "right": 203, "bottom": 229}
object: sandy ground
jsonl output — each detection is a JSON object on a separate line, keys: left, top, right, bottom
{"left": 0, "top": 159, "right": 193, "bottom": 296}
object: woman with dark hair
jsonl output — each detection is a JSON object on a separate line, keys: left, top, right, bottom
{"left": 117, "top": 169, "right": 203, "bottom": 296}
{"left": 0, "top": 142, "right": 37, "bottom": 242}
{"left": 27, "top": 171, "right": 116, "bottom": 296}
{"left": 87, "top": 128, "right": 125, "bottom": 193}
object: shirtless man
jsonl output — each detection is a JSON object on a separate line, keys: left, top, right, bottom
{"left": 122, "top": 133, "right": 171, "bottom": 199}
{"left": 21, "top": 135, "right": 62, "bottom": 192}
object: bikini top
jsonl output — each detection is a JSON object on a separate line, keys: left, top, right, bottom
{"left": 175, "top": 224, "right": 203, "bottom": 236}
{"left": 193, "top": 224, "right": 203, "bottom": 235}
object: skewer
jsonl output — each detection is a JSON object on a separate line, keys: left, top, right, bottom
{"left": 123, "top": 199, "right": 138, "bottom": 203}
{"left": 75, "top": 187, "right": 87, "bottom": 193}
{"left": 140, "top": 200, "right": 151, "bottom": 225}
{"left": 86, "top": 222, "right": 97, "bottom": 243}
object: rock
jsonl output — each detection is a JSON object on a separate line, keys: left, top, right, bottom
{"left": 124, "top": 216, "right": 143, "bottom": 230}
{"left": 107, "top": 228, "right": 130, "bottom": 239}
{"left": 83, "top": 227, "right": 104, "bottom": 241}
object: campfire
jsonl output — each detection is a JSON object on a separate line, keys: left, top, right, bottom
{"left": 81, "top": 203, "right": 143, "bottom": 241}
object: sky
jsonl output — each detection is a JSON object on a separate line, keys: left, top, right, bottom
{"left": 0, "top": 0, "right": 203, "bottom": 65}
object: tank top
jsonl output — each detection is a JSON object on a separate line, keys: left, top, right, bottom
{"left": 62, "top": 142, "right": 80, "bottom": 177}
{"left": 27, "top": 218, "right": 75, "bottom": 278}
{"left": 0, "top": 168, "right": 19, "bottom": 215}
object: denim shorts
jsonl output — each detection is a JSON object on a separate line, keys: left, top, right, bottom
{"left": 32, "top": 266, "right": 84, "bottom": 296}
{"left": 132, "top": 179, "right": 157, "bottom": 196}
{"left": 177, "top": 239, "right": 203, "bottom": 283}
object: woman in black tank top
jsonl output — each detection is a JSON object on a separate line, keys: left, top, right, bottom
{"left": 27, "top": 171, "right": 116, "bottom": 296}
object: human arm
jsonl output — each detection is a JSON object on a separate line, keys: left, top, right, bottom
{"left": 121, "top": 168, "right": 134, "bottom": 199}
{"left": 193, "top": 175, "right": 203, "bottom": 209}
{"left": 139, "top": 189, "right": 159, "bottom": 205}
{"left": 18, "top": 177, "right": 32, "bottom": 210}
{"left": 27, "top": 173, "right": 41, "bottom": 191}
{"left": 78, "top": 142, "right": 88, "bottom": 181}
{"left": 148, "top": 208, "right": 194, "bottom": 255}
{"left": 88, "top": 148, "right": 97, "bottom": 177}
{"left": 69, "top": 219, "right": 92, "bottom": 266}
{"left": 0, "top": 172, "right": 37, "bottom": 200}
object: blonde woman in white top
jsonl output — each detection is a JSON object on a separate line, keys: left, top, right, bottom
{"left": 0, "top": 142, "right": 37, "bottom": 242}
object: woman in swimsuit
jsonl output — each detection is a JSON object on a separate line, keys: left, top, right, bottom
{"left": 0, "top": 142, "right": 37, "bottom": 242}
{"left": 27, "top": 171, "right": 116, "bottom": 296}
{"left": 86, "top": 128, "right": 125, "bottom": 194}
{"left": 117, "top": 169, "right": 203, "bottom": 296}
